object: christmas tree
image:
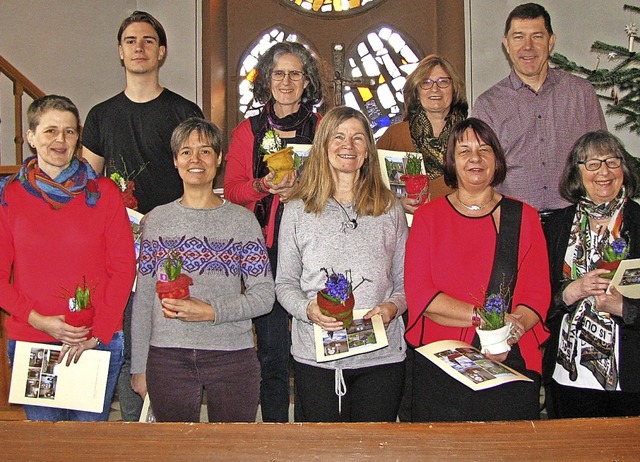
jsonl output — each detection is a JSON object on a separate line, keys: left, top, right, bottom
{"left": 551, "top": 4, "right": 639, "bottom": 135}
{"left": 550, "top": 3, "right": 639, "bottom": 189}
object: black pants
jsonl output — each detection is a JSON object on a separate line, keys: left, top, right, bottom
{"left": 412, "top": 352, "right": 540, "bottom": 422}
{"left": 549, "top": 380, "right": 640, "bottom": 418}
{"left": 294, "top": 360, "right": 404, "bottom": 422}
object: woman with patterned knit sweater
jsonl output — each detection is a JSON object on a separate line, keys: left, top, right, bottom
{"left": 131, "top": 118, "right": 274, "bottom": 422}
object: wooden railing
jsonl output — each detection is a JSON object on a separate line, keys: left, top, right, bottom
{"left": 0, "top": 54, "right": 45, "bottom": 175}
{"left": 1, "top": 418, "right": 639, "bottom": 460}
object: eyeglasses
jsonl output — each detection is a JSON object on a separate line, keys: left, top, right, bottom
{"left": 271, "top": 70, "right": 305, "bottom": 81}
{"left": 578, "top": 157, "right": 623, "bottom": 171}
{"left": 418, "top": 77, "right": 452, "bottom": 90}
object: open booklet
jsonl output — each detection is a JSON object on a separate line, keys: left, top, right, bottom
{"left": 314, "top": 309, "right": 388, "bottom": 362}
{"left": 416, "top": 340, "right": 532, "bottom": 391}
{"left": 9, "top": 341, "right": 111, "bottom": 413}
{"left": 607, "top": 257, "right": 640, "bottom": 298}
{"left": 377, "top": 149, "right": 426, "bottom": 227}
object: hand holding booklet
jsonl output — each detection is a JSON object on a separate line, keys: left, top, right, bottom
{"left": 606, "top": 257, "right": 640, "bottom": 298}
{"left": 314, "top": 309, "right": 388, "bottom": 362}
{"left": 416, "top": 340, "right": 532, "bottom": 391}
{"left": 9, "top": 341, "right": 111, "bottom": 413}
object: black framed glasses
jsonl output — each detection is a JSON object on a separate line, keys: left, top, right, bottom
{"left": 271, "top": 70, "right": 305, "bottom": 81}
{"left": 578, "top": 157, "right": 623, "bottom": 171}
{"left": 418, "top": 77, "right": 452, "bottom": 90}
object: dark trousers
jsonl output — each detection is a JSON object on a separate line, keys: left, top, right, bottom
{"left": 254, "top": 243, "right": 292, "bottom": 422}
{"left": 293, "top": 360, "right": 404, "bottom": 422}
{"left": 115, "top": 293, "right": 144, "bottom": 421}
{"left": 146, "top": 346, "right": 260, "bottom": 422}
{"left": 412, "top": 352, "right": 540, "bottom": 422}
{"left": 549, "top": 379, "right": 640, "bottom": 418}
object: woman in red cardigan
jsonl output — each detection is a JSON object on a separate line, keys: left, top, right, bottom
{"left": 405, "top": 118, "right": 550, "bottom": 421}
{"left": 224, "top": 42, "right": 323, "bottom": 422}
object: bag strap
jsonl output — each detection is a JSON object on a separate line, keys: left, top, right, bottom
{"left": 487, "top": 197, "right": 522, "bottom": 302}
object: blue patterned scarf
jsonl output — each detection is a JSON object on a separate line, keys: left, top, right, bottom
{"left": 0, "top": 156, "right": 101, "bottom": 209}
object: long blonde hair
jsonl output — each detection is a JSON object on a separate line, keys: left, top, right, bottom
{"left": 291, "top": 106, "right": 395, "bottom": 216}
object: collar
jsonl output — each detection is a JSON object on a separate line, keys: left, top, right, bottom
{"left": 507, "top": 67, "right": 558, "bottom": 93}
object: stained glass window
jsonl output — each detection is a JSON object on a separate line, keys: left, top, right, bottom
{"left": 342, "top": 27, "right": 421, "bottom": 139}
{"left": 283, "top": 0, "right": 382, "bottom": 15}
{"left": 238, "top": 28, "right": 310, "bottom": 118}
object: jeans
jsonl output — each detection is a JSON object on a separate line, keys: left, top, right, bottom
{"left": 8, "top": 331, "right": 125, "bottom": 421}
{"left": 146, "top": 346, "right": 260, "bottom": 422}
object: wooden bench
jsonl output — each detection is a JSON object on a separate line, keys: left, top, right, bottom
{"left": 1, "top": 417, "right": 638, "bottom": 460}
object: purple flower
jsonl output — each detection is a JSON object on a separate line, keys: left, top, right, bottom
{"left": 611, "top": 238, "right": 627, "bottom": 255}
{"left": 484, "top": 294, "right": 505, "bottom": 315}
{"left": 326, "top": 273, "right": 350, "bottom": 302}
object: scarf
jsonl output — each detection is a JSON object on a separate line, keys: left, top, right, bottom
{"left": 251, "top": 101, "right": 316, "bottom": 239}
{"left": 556, "top": 189, "right": 626, "bottom": 390}
{"left": 0, "top": 156, "right": 101, "bottom": 209}
{"left": 409, "top": 108, "right": 464, "bottom": 179}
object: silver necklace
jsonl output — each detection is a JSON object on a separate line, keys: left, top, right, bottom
{"left": 334, "top": 198, "right": 358, "bottom": 230}
{"left": 456, "top": 190, "right": 494, "bottom": 212}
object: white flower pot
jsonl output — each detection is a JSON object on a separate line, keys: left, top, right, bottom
{"left": 476, "top": 322, "right": 512, "bottom": 355}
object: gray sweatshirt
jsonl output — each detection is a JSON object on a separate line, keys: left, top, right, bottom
{"left": 131, "top": 199, "right": 275, "bottom": 374}
{"left": 276, "top": 198, "right": 408, "bottom": 370}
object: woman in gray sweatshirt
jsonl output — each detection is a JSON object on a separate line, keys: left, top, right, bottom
{"left": 276, "top": 106, "right": 408, "bottom": 422}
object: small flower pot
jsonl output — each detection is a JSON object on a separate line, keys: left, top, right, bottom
{"left": 263, "top": 147, "right": 295, "bottom": 184}
{"left": 65, "top": 306, "right": 94, "bottom": 340}
{"left": 156, "top": 274, "right": 194, "bottom": 318}
{"left": 597, "top": 259, "right": 620, "bottom": 279}
{"left": 400, "top": 174, "right": 430, "bottom": 205}
{"left": 476, "top": 322, "right": 512, "bottom": 355}
{"left": 317, "top": 290, "right": 355, "bottom": 329}
{"left": 121, "top": 181, "right": 138, "bottom": 210}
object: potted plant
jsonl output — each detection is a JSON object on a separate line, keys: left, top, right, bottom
{"left": 316, "top": 268, "right": 369, "bottom": 328}
{"left": 64, "top": 276, "right": 95, "bottom": 339}
{"left": 156, "top": 252, "right": 193, "bottom": 317}
{"left": 474, "top": 285, "right": 512, "bottom": 355}
{"left": 108, "top": 158, "right": 148, "bottom": 211}
{"left": 400, "top": 153, "right": 429, "bottom": 205}
{"left": 261, "top": 129, "right": 296, "bottom": 184}
{"left": 597, "top": 237, "right": 629, "bottom": 279}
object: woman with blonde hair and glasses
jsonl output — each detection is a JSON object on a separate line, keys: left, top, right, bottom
{"left": 377, "top": 54, "right": 468, "bottom": 212}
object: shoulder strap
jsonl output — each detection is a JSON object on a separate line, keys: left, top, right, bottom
{"left": 487, "top": 198, "right": 523, "bottom": 304}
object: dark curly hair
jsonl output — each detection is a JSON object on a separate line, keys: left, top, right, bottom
{"left": 251, "top": 42, "right": 323, "bottom": 106}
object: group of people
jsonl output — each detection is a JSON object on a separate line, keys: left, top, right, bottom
{"left": 1, "top": 3, "right": 638, "bottom": 424}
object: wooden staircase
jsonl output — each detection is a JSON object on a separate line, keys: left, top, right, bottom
{"left": 0, "top": 54, "right": 45, "bottom": 175}
{"left": 0, "top": 54, "right": 43, "bottom": 420}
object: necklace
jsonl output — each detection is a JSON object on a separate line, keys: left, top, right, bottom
{"left": 334, "top": 198, "right": 358, "bottom": 230}
{"left": 456, "top": 190, "right": 494, "bottom": 212}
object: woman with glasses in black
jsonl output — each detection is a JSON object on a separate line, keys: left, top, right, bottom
{"left": 224, "top": 41, "right": 324, "bottom": 422}
{"left": 377, "top": 54, "right": 468, "bottom": 212}
{"left": 543, "top": 130, "right": 640, "bottom": 418}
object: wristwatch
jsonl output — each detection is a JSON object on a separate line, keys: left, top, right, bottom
{"left": 94, "top": 336, "right": 102, "bottom": 347}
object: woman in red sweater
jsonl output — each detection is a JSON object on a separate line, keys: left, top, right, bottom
{"left": 0, "top": 95, "right": 136, "bottom": 421}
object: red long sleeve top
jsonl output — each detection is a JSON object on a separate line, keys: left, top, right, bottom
{"left": 0, "top": 178, "right": 136, "bottom": 343}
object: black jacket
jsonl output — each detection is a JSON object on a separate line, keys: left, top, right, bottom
{"left": 543, "top": 200, "right": 640, "bottom": 392}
